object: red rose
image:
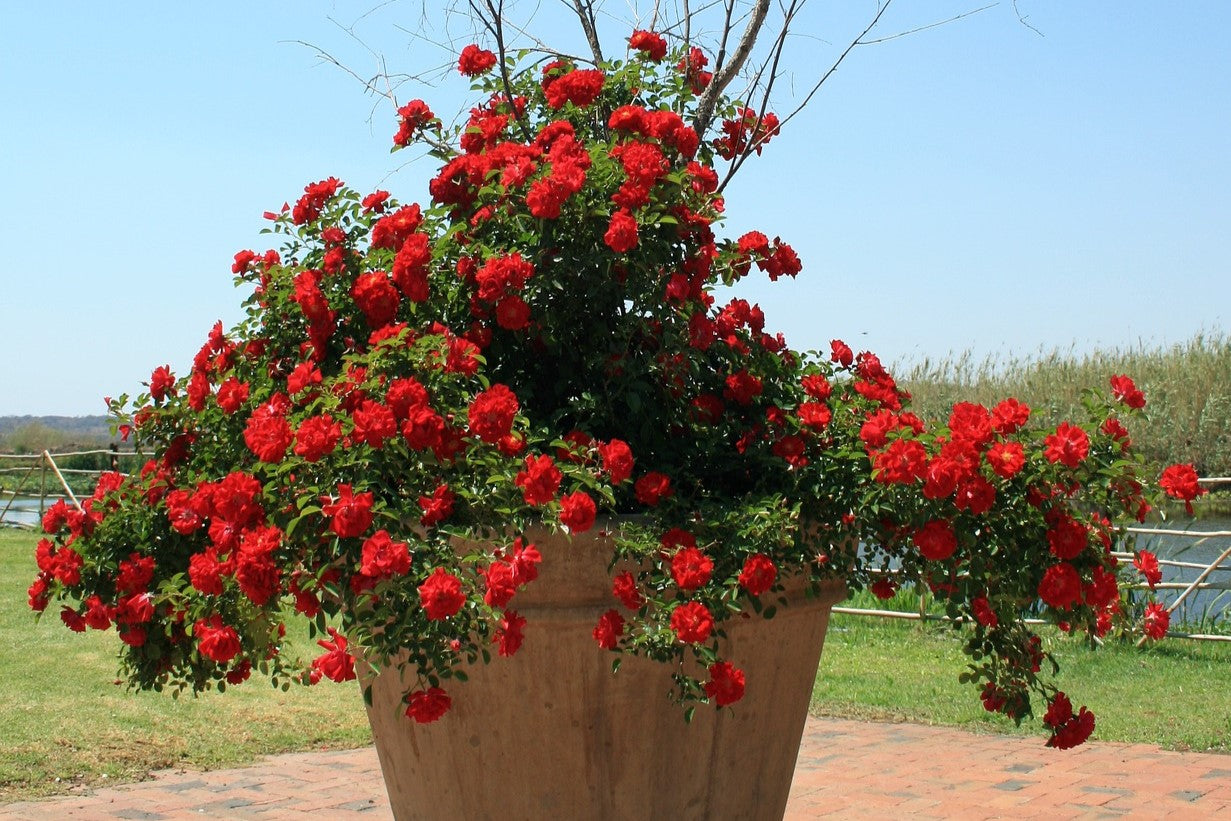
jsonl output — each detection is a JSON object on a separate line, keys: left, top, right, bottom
{"left": 598, "top": 439, "right": 634, "bottom": 484}
{"left": 873, "top": 439, "right": 928, "bottom": 485}
{"left": 738, "top": 554, "right": 777, "bottom": 596}
{"left": 1038, "top": 563, "right": 1082, "bottom": 610}
{"left": 495, "top": 610, "right": 526, "bottom": 657}
{"left": 515, "top": 455, "right": 562, "bottom": 505}
{"left": 1109, "top": 374, "right": 1146, "bottom": 409}
{"left": 604, "top": 208, "right": 639, "bottom": 253}
{"left": 1134, "top": 550, "right": 1162, "bottom": 588}
{"left": 321, "top": 484, "right": 374, "bottom": 539}
{"left": 468, "top": 384, "right": 519, "bottom": 443}
{"left": 195, "top": 615, "right": 242, "bottom": 664}
{"left": 986, "top": 441, "right": 1025, "bottom": 479}
{"left": 360, "top": 530, "right": 412, "bottom": 579}
{"left": 830, "top": 339, "right": 854, "bottom": 368}
{"left": 704, "top": 661, "right": 746, "bottom": 707}
{"left": 458, "top": 44, "right": 497, "bottom": 76}
{"left": 484, "top": 561, "right": 517, "bottom": 608}
{"left": 670, "top": 601, "right": 714, "bottom": 643}
{"left": 628, "top": 29, "right": 667, "bottom": 61}
{"left": 1143, "top": 602, "right": 1170, "bottom": 640}
{"left": 405, "top": 687, "right": 452, "bottom": 723}
{"left": 352, "top": 270, "right": 400, "bottom": 329}
{"left": 612, "top": 571, "right": 644, "bottom": 610}
{"left": 559, "top": 491, "right": 597, "bottom": 533}
{"left": 418, "top": 484, "right": 455, "bottom": 528}
{"left": 293, "top": 414, "right": 342, "bottom": 462}
{"left": 1043, "top": 692, "right": 1095, "bottom": 749}
{"left": 971, "top": 596, "right": 998, "bottom": 627}
{"left": 1043, "top": 422, "right": 1090, "bottom": 469}
{"left": 913, "top": 520, "right": 957, "bottom": 561}
{"left": 671, "top": 546, "right": 713, "bottom": 591}
{"left": 593, "top": 609, "right": 625, "bottom": 650}
{"left": 311, "top": 628, "right": 357, "bottom": 683}
{"left": 1159, "top": 463, "right": 1205, "bottom": 514}
{"left": 243, "top": 400, "right": 293, "bottom": 463}
{"left": 544, "top": 68, "right": 605, "bottom": 109}
{"left": 1046, "top": 512, "right": 1089, "bottom": 560}
{"left": 419, "top": 567, "right": 466, "bottom": 620}
{"left": 634, "top": 472, "right": 673, "bottom": 507}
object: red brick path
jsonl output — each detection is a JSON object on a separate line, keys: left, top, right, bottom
{"left": 3, "top": 717, "right": 1227, "bottom": 819}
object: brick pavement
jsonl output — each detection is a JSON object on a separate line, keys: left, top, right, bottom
{"left": 2, "top": 717, "right": 1227, "bottom": 820}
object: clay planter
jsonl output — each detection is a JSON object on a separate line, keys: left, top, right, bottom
{"left": 362, "top": 525, "right": 846, "bottom": 821}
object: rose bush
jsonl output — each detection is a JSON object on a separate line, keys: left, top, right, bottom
{"left": 30, "top": 36, "right": 1203, "bottom": 749}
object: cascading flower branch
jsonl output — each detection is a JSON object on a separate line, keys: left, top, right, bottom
{"left": 30, "top": 35, "right": 1199, "bottom": 749}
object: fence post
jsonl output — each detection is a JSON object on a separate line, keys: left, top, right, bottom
{"left": 110, "top": 443, "right": 119, "bottom": 471}
{"left": 39, "top": 455, "right": 47, "bottom": 517}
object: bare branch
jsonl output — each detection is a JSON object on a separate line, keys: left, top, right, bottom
{"left": 859, "top": 3, "right": 997, "bottom": 46}
{"left": 770, "top": 0, "right": 896, "bottom": 136}
{"left": 1013, "top": 0, "right": 1045, "bottom": 37}
{"left": 564, "top": 0, "right": 605, "bottom": 63}
{"left": 692, "top": 0, "right": 773, "bottom": 137}
{"left": 474, "top": 0, "right": 536, "bottom": 141}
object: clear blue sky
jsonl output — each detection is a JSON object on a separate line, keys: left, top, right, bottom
{"left": 2, "top": 2, "right": 1227, "bottom": 416}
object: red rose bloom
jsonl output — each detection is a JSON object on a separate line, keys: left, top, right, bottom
{"left": 628, "top": 29, "right": 667, "bottom": 61}
{"left": 634, "top": 472, "right": 673, "bottom": 506}
{"left": 1038, "top": 562, "right": 1082, "bottom": 610}
{"left": 604, "top": 208, "right": 639, "bottom": 253}
{"left": 986, "top": 441, "right": 1026, "bottom": 479}
{"left": 671, "top": 546, "right": 714, "bottom": 591}
{"left": 830, "top": 339, "right": 854, "bottom": 368}
{"left": 1109, "top": 374, "right": 1146, "bottom": 409}
{"left": 516, "top": 454, "right": 563, "bottom": 505}
{"left": 704, "top": 661, "right": 746, "bottom": 707}
{"left": 990, "top": 397, "right": 1031, "bottom": 434}
{"left": 1159, "top": 463, "right": 1205, "bottom": 514}
{"left": 321, "top": 484, "right": 374, "bottom": 539}
{"left": 293, "top": 414, "right": 342, "bottom": 462}
{"left": 593, "top": 608, "right": 625, "bottom": 649}
{"left": 1043, "top": 692, "right": 1095, "bottom": 750}
{"left": 468, "top": 384, "right": 519, "bottom": 443}
{"left": 418, "top": 483, "right": 455, "bottom": 527}
{"left": 1044, "top": 422, "right": 1090, "bottom": 469}
{"left": 670, "top": 601, "right": 714, "bottom": 643}
{"left": 195, "top": 615, "right": 242, "bottom": 664}
{"left": 544, "top": 68, "right": 605, "bottom": 109}
{"left": 311, "top": 628, "right": 357, "bottom": 683}
{"left": 559, "top": 491, "right": 597, "bottom": 533}
{"left": 1143, "top": 602, "right": 1170, "bottom": 640}
{"left": 913, "top": 519, "right": 957, "bottom": 561}
{"left": 243, "top": 400, "right": 293, "bottom": 463}
{"left": 1134, "top": 550, "right": 1162, "bottom": 588}
{"left": 360, "top": 530, "right": 412, "bottom": 579}
{"left": 352, "top": 270, "right": 400, "bottom": 329}
{"left": 738, "top": 554, "right": 777, "bottom": 596}
{"left": 612, "top": 571, "right": 644, "bottom": 610}
{"left": 598, "top": 439, "right": 635, "bottom": 484}
{"left": 1046, "top": 512, "right": 1089, "bottom": 560}
{"left": 495, "top": 610, "right": 526, "bottom": 657}
{"left": 419, "top": 567, "right": 466, "bottom": 620}
{"left": 971, "top": 596, "right": 998, "bottom": 627}
{"left": 458, "top": 44, "right": 497, "bottom": 76}
{"left": 405, "top": 687, "right": 452, "bottom": 723}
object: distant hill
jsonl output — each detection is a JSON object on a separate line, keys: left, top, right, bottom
{"left": 0, "top": 416, "right": 111, "bottom": 437}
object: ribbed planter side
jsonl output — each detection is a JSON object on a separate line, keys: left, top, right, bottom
{"left": 363, "top": 526, "right": 846, "bottom": 821}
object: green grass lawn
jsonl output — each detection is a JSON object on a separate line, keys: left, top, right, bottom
{"left": 814, "top": 598, "right": 1231, "bottom": 752}
{"left": 0, "top": 530, "right": 371, "bottom": 801}
{"left": 2, "top": 529, "right": 1228, "bottom": 803}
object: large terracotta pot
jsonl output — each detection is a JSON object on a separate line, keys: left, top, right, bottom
{"left": 362, "top": 525, "right": 846, "bottom": 820}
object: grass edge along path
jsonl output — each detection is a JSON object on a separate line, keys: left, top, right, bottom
{"left": 2, "top": 530, "right": 1228, "bottom": 804}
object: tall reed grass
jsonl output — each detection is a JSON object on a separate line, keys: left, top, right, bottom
{"left": 896, "top": 332, "right": 1231, "bottom": 479}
